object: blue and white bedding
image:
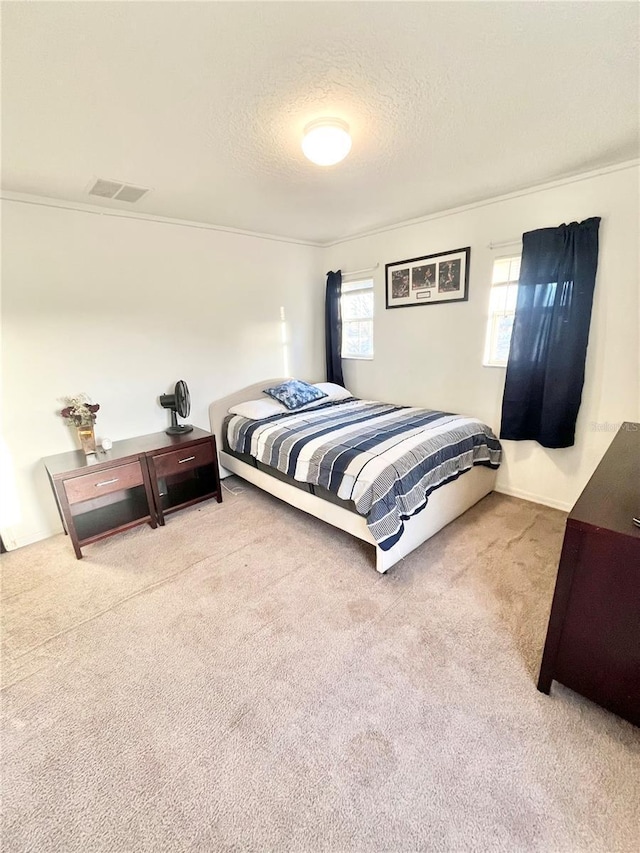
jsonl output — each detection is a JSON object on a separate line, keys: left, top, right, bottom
{"left": 226, "top": 398, "right": 502, "bottom": 552}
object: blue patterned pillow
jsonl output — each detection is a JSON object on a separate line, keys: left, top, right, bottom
{"left": 263, "top": 380, "right": 328, "bottom": 411}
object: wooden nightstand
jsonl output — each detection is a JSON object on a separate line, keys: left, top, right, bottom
{"left": 44, "top": 428, "right": 222, "bottom": 558}
{"left": 45, "top": 446, "right": 157, "bottom": 559}
{"left": 146, "top": 429, "right": 222, "bottom": 525}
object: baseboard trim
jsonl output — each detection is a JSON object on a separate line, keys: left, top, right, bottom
{"left": 1, "top": 486, "right": 570, "bottom": 551}
{"left": 1, "top": 528, "right": 58, "bottom": 551}
{"left": 494, "top": 486, "right": 572, "bottom": 513}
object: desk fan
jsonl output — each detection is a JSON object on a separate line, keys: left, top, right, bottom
{"left": 159, "top": 380, "right": 193, "bottom": 435}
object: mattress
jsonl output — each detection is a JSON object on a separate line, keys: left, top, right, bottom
{"left": 222, "top": 437, "right": 358, "bottom": 513}
{"left": 225, "top": 398, "right": 502, "bottom": 551}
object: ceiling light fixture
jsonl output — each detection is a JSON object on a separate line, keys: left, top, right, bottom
{"left": 302, "top": 118, "right": 352, "bottom": 166}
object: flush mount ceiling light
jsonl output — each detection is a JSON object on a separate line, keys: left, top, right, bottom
{"left": 301, "top": 118, "right": 352, "bottom": 166}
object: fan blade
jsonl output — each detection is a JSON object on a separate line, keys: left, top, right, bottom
{"left": 176, "top": 380, "right": 191, "bottom": 418}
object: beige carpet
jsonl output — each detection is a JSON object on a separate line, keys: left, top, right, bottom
{"left": 1, "top": 479, "right": 639, "bottom": 852}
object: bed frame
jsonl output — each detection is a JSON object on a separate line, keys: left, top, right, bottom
{"left": 209, "top": 379, "right": 497, "bottom": 573}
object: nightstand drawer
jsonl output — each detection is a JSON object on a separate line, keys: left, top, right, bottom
{"left": 152, "top": 440, "right": 214, "bottom": 478}
{"left": 64, "top": 460, "right": 144, "bottom": 504}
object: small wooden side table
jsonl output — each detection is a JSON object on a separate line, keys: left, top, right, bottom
{"left": 146, "top": 429, "right": 222, "bottom": 525}
{"left": 44, "top": 446, "right": 157, "bottom": 559}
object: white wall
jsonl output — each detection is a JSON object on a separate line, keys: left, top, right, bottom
{"left": 324, "top": 164, "right": 640, "bottom": 511}
{"left": 2, "top": 163, "right": 638, "bottom": 549}
{"left": 1, "top": 199, "right": 323, "bottom": 548}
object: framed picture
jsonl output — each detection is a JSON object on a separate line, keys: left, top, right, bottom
{"left": 385, "top": 247, "right": 470, "bottom": 309}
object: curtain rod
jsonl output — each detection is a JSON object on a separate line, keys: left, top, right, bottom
{"left": 488, "top": 238, "right": 522, "bottom": 250}
{"left": 336, "top": 262, "right": 380, "bottom": 278}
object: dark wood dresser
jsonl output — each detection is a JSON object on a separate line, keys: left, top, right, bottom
{"left": 537, "top": 423, "right": 640, "bottom": 726}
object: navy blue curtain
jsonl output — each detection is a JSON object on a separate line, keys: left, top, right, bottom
{"left": 325, "top": 270, "right": 345, "bottom": 386}
{"left": 500, "top": 217, "right": 600, "bottom": 448}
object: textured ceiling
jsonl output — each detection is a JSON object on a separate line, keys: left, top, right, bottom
{"left": 2, "top": 2, "right": 638, "bottom": 243}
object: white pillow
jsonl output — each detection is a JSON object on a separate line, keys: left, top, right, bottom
{"left": 228, "top": 382, "right": 353, "bottom": 420}
{"left": 228, "top": 397, "right": 286, "bottom": 419}
{"left": 311, "top": 382, "right": 352, "bottom": 402}
{"left": 273, "top": 382, "right": 353, "bottom": 412}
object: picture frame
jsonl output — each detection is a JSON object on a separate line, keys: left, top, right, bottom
{"left": 385, "top": 247, "right": 470, "bottom": 309}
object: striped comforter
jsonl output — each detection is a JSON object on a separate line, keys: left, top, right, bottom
{"left": 226, "top": 399, "right": 502, "bottom": 551}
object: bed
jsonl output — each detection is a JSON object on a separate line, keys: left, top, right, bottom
{"left": 209, "top": 379, "right": 501, "bottom": 573}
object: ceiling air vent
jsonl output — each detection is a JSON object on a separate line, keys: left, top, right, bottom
{"left": 114, "top": 185, "right": 149, "bottom": 203}
{"left": 88, "top": 178, "right": 150, "bottom": 203}
{"left": 88, "top": 179, "right": 122, "bottom": 199}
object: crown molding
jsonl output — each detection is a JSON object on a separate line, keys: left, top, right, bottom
{"left": 2, "top": 157, "right": 637, "bottom": 249}
{"left": 0, "top": 191, "right": 324, "bottom": 248}
{"left": 321, "top": 158, "right": 640, "bottom": 248}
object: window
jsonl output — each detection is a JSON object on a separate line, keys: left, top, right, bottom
{"left": 484, "top": 255, "right": 520, "bottom": 367}
{"left": 341, "top": 278, "right": 374, "bottom": 359}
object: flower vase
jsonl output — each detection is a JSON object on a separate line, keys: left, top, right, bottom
{"left": 77, "top": 424, "right": 97, "bottom": 455}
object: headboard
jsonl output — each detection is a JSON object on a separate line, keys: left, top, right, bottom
{"left": 208, "top": 378, "right": 290, "bottom": 472}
